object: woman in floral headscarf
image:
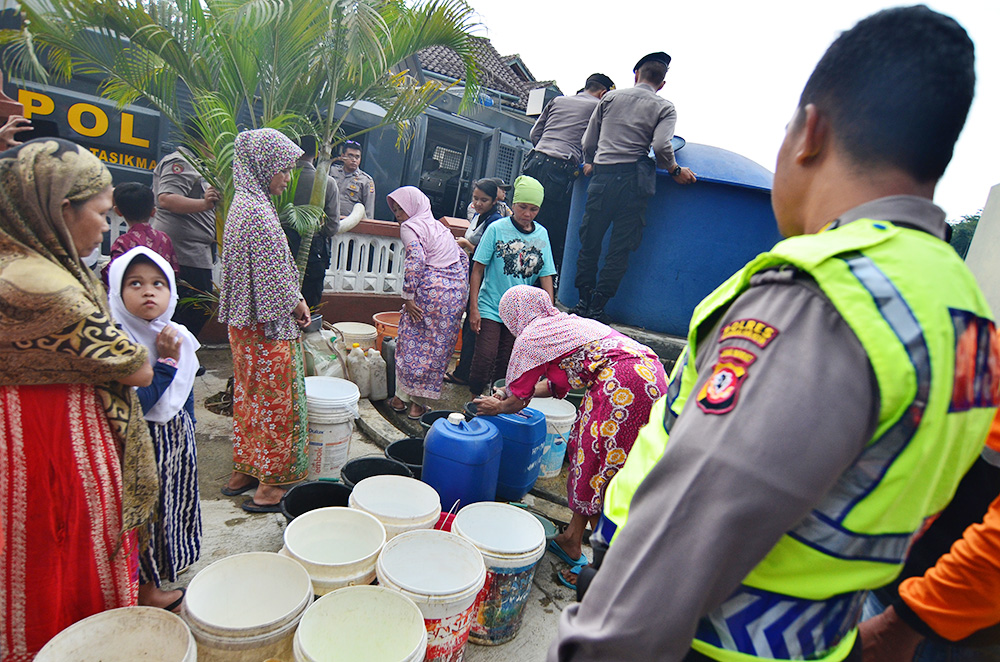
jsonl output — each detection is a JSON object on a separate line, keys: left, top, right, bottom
{"left": 0, "top": 138, "right": 159, "bottom": 660}
{"left": 217, "top": 128, "right": 310, "bottom": 513}
{"left": 475, "top": 285, "right": 667, "bottom": 588}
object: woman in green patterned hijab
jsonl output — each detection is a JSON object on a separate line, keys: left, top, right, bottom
{"left": 0, "top": 138, "right": 160, "bottom": 659}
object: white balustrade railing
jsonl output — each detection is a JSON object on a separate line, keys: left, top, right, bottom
{"left": 326, "top": 232, "right": 406, "bottom": 296}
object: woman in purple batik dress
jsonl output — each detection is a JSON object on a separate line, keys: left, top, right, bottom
{"left": 386, "top": 187, "right": 468, "bottom": 419}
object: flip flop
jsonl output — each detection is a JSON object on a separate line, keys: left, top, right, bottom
{"left": 444, "top": 372, "right": 468, "bottom": 386}
{"left": 407, "top": 405, "right": 431, "bottom": 420}
{"left": 163, "top": 587, "right": 186, "bottom": 613}
{"left": 241, "top": 498, "right": 282, "bottom": 513}
{"left": 389, "top": 399, "right": 407, "bottom": 413}
{"left": 557, "top": 565, "right": 581, "bottom": 590}
{"left": 548, "top": 539, "right": 588, "bottom": 567}
{"left": 220, "top": 479, "right": 258, "bottom": 497}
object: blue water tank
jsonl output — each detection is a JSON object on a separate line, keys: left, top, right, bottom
{"left": 422, "top": 413, "right": 502, "bottom": 512}
{"left": 557, "top": 142, "right": 783, "bottom": 336}
{"left": 479, "top": 407, "right": 547, "bottom": 502}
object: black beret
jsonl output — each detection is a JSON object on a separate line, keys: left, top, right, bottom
{"left": 633, "top": 52, "right": 672, "bottom": 72}
{"left": 585, "top": 73, "right": 615, "bottom": 91}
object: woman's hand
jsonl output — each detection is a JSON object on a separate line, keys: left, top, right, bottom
{"left": 469, "top": 308, "right": 481, "bottom": 334}
{"left": 456, "top": 237, "right": 475, "bottom": 254}
{"left": 404, "top": 299, "right": 424, "bottom": 322}
{"left": 294, "top": 299, "right": 311, "bottom": 328}
{"left": 475, "top": 396, "right": 503, "bottom": 416}
{"left": 155, "top": 325, "right": 182, "bottom": 361}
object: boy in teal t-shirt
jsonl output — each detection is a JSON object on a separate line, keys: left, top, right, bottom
{"left": 468, "top": 175, "right": 556, "bottom": 394}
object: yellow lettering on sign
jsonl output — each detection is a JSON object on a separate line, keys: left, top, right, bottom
{"left": 120, "top": 112, "right": 150, "bottom": 148}
{"left": 136, "top": 157, "right": 148, "bottom": 169}
{"left": 67, "top": 103, "right": 109, "bottom": 138}
{"left": 18, "top": 90, "right": 54, "bottom": 119}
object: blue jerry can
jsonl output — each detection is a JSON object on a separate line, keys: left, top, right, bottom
{"left": 479, "top": 408, "right": 547, "bottom": 502}
{"left": 422, "top": 413, "right": 502, "bottom": 512}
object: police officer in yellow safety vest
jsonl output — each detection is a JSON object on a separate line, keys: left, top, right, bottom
{"left": 549, "top": 7, "right": 997, "bottom": 662}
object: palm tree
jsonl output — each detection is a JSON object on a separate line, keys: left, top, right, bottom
{"left": 2, "top": 0, "right": 481, "bottom": 278}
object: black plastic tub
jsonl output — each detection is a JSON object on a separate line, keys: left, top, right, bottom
{"left": 340, "top": 455, "right": 413, "bottom": 489}
{"left": 419, "top": 410, "right": 458, "bottom": 436}
{"left": 279, "top": 481, "right": 353, "bottom": 523}
{"left": 463, "top": 401, "right": 478, "bottom": 420}
{"left": 385, "top": 437, "right": 424, "bottom": 479}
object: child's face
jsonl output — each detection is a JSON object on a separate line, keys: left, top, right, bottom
{"left": 121, "top": 262, "right": 171, "bottom": 321}
{"left": 471, "top": 188, "right": 496, "bottom": 215}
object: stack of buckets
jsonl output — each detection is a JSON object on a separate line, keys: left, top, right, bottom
{"left": 304, "top": 376, "right": 360, "bottom": 481}
{"left": 34, "top": 607, "right": 196, "bottom": 662}
{"left": 528, "top": 398, "right": 578, "bottom": 478}
{"left": 182, "top": 552, "right": 314, "bottom": 661}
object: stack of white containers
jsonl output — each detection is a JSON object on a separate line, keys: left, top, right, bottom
{"left": 348, "top": 475, "right": 441, "bottom": 539}
{"left": 303, "top": 376, "right": 360, "bottom": 481}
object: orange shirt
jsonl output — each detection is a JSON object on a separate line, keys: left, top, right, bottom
{"left": 898, "top": 412, "right": 1000, "bottom": 640}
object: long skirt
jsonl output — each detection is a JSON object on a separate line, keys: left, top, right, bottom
{"left": 397, "top": 253, "right": 468, "bottom": 400}
{"left": 139, "top": 409, "right": 201, "bottom": 586}
{"left": 565, "top": 336, "right": 668, "bottom": 516}
{"left": 1, "top": 384, "right": 137, "bottom": 662}
{"left": 229, "top": 324, "right": 309, "bottom": 485}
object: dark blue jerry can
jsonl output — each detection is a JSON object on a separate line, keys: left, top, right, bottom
{"left": 480, "top": 408, "right": 547, "bottom": 502}
{"left": 422, "top": 413, "right": 502, "bottom": 512}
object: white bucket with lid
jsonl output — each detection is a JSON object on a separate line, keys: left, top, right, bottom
{"left": 530, "top": 397, "right": 578, "bottom": 478}
{"left": 376, "top": 529, "right": 486, "bottom": 662}
{"left": 305, "top": 376, "right": 360, "bottom": 480}
{"left": 282, "top": 506, "right": 386, "bottom": 595}
{"left": 348, "top": 474, "right": 441, "bottom": 539}
{"left": 293, "top": 585, "right": 427, "bottom": 662}
{"left": 182, "top": 551, "right": 313, "bottom": 661}
{"left": 452, "top": 502, "right": 546, "bottom": 645}
{"left": 35, "top": 607, "right": 196, "bottom": 662}
{"left": 331, "top": 321, "right": 378, "bottom": 351}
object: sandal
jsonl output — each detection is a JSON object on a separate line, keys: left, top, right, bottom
{"left": 389, "top": 398, "right": 407, "bottom": 413}
{"left": 407, "top": 405, "right": 431, "bottom": 420}
{"left": 557, "top": 565, "right": 581, "bottom": 589}
{"left": 443, "top": 372, "right": 468, "bottom": 386}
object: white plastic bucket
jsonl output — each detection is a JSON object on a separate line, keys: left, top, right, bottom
{"left": 283, "top": 506, "right": 386, "bottom": 595}
{"left": 331, "top": 321, "right": 378, "bottom": 351}
{"left": 35, "top": 607, "right": 196, "bottom": 662}
{"left": 294, "top": 586, "right": 427, "bottom": 662}
{"left": 377, "top": 529, "right": 486, "bottom": 662}
{"left": 348, "top": 475, "right": 441, "bottom": 539}
{"left": 182, "top": 551, "right": 312, "bottom": 662}
{"left": 305, "top": 376, "right": 360, "bottom": 480}
{"left": 530, "top": 397, "right": 578, "bottom": 478}
{"left": 452, "top": 502, "right": 546, "bottom": 645}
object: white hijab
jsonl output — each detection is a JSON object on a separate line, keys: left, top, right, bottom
{"left": 108, "top": 246, "right": 201, "bottom": 423}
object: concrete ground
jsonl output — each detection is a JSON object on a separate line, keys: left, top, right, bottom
{"left": 169, "top": 344, "right": 586, "bottom": 661}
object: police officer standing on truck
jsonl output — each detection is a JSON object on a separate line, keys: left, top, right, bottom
{"left": 521, "top": 73, "right": 614, "bottom": 274}
{"left": 571, "top": 52, "right": 696, "bottom": 323}
{"left": 329, "top": 139, "right": 375, "bottom": 219}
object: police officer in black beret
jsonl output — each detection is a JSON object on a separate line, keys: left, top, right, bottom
{"left": 572, "top": 52, "right": 696, "bottom": 322}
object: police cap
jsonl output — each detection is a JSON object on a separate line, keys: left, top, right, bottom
{"left": 633, "top": 52, "right": 672, "bottom": 72}
{"left": 585, "top": 73, "right": 615, "bottom": 91}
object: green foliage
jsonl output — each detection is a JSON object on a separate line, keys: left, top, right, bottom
{"left": 4, "top": 0, "right": 482, "bottom": 279}
{"left": 948, "top": 212, "right": 981, "bottom": 259}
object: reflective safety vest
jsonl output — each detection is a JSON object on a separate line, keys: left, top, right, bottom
{"left": 602, "top": 219, "right": 999, "bottom": 661}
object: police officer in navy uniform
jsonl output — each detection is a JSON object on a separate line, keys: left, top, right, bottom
{"left": 572, "top": 52, "right": 696, "bottom": 322}
{"left": 522, "top": 73, "right": 615, "bottom": 274}
{"left": 329, "top": 139, "right": 375, "bottom": 219}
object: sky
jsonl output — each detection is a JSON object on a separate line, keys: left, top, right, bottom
{"left": 467, "top": 0, "right": 999, "bottom": 220}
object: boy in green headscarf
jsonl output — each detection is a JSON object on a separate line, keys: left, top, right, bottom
{"left": 466, "top": 175, "right": 557, "bottom": 395}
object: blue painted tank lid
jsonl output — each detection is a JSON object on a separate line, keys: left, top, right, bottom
{"left": 654, "top": 139, "right": 774, "bottom": 192}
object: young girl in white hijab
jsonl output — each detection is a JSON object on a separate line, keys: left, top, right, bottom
{"left": 108, "top": 246, "right": 202, "bottom": 612}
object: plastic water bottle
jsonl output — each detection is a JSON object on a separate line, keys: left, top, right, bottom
{"left": 367, "top": 348, "right": 388, "bottom": 401}
{"left": 347, "top": 343, "right": 371, "bottom": 398}
{"left": 381, "top": 336, "right": 396, "bottom": 398}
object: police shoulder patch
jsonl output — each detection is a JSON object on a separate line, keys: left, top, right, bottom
{"left": 719, "top": 318, "right": 779, "bottom": 348}
{"left": 696, "top": 347, "right": 756, "bottom": 415}
{"left": 171, "top": 162, "right": 184, "bottom": 174}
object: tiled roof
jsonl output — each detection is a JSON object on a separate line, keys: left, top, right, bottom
{"left": 418, "top": 37, "right": 550, "bottom": 111}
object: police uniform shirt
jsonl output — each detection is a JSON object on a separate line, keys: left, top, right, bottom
{"left": 293, "top": 159, "right": 340, "bottom": 237}
{"left": 549, "top": 197, "right": 948, "bottom": 662}
{"left": 330, "top": 163, "right": 375, "bottom": 219}
{"left": 151, "top": 151, "right": 217, "bottom": 269}
{"left": 530, "top": 91, "right": 601, "bottom": 164}
{"left": 581, "top": 82, "right": 679, "bottom": 170}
